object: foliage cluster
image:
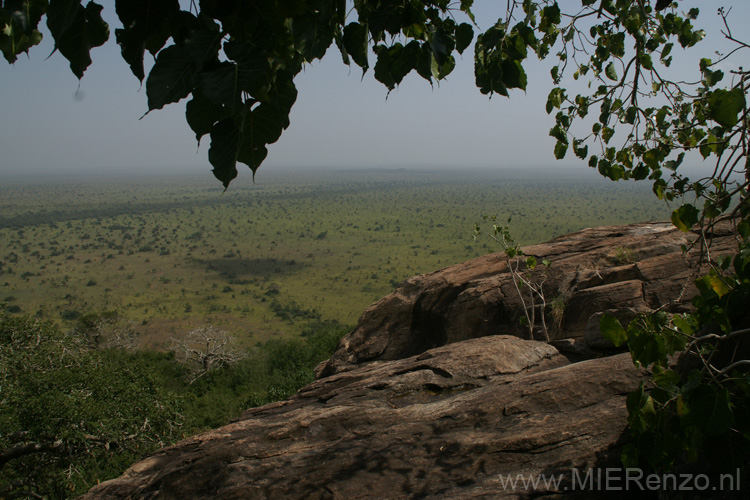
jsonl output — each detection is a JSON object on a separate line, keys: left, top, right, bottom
{"left": 0, "top": 309, "right": 348, "bottom": 499}
{"left": 487, "top": 0, "right": 750, "bottom": 483}
{"left": 601, "top": 239, "right": 750, "bottom": 474}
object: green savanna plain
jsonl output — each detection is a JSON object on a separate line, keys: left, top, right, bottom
{"left": 1, "top": 167, "right": 671, "bottom": 347}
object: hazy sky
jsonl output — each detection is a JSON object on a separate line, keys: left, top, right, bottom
{"left": 0, "top": 1, "right": 747, "bottom": 182}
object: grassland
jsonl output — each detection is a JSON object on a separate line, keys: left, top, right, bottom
{"left": 0, "top": 167, "right": 670, "bottom": 347}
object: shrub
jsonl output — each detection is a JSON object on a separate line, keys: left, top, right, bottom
{"left": 0, "top": 312, "right": 185, "bottom": 499}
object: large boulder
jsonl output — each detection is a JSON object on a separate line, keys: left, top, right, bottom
{"left": 81, "top": 220, "right": 739, "bottom": 499}
{"left": 319, "top": 220, "right": 736, "bottom": 376}
{"left": 81, "top": 336, "right": 644, "bottom": 499}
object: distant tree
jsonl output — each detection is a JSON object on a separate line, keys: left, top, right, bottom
{"left": 172, "top": 325, "right": 245, "bottom": 382}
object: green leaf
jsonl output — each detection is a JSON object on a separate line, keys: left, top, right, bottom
{"left": 545, "top": 87, "right": 564, "bottom": 114}
{"left": 652, "top": 367, "right": 680, "bottom": 388}
{"left": 460, "top": 0, "right": 475, "bottom": 23}
{"left": 620, "top": 443, "right": 640, "bottom": 468}
{"left": 600, "top": 313, "right": 627, "bottom": 347}
{"left": 672, "top": 315, "right": 694, "bottom": 336}
{"left": 639, "top": 53, "right": 653, "bottom": 70}
{"left": 474, "top": 27, "right": 508, "bottom": 97}
{"left": 549, "top": 124, "right": 567, "bottom": 144}
{"left": 643, "top": 148, "right": 664, "bottom": 170}
{"left": 686, "top": 385, "right": 734, "bottom": 436}
{"left": 671, "top": 204, "right": 699, "bottom": 232}
{"left": 539, "top": 3, "right": 560, "bottom": 33}
{"left": 430, "top": 51, "right": 454, "bottom": 80}
{"left": 738, "top": 219, "right": 750, "bottom": 240}
{"left": 573, "top": 141, "right": 588, "bottom": 159}
{"left": 146, "top": 44, "right": 196, "bottom": 111}
{"left": 627, "top": 323, "right": 666, "bottom": 367}
{"left": 605, "top": 62, "right": 618, "bottom": 81}
{"left": 501, "top": 58, "right": 527, "bottom": 91}
{"left": 696, "top": 274, "right": 730, "bottom": 298}
{"left": 707, "top": 88, "right": 746, "bottom": 128}
{"left": 0, "top": 0, "right": 47, "bottom": 62}
{"left": 554, "top": 141, "right": 568, "bottom": 159}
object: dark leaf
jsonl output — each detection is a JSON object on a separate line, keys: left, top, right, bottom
{"left": 115, "top": 0, "right": 178, "bottom": 28}
{"left": 455, "top": 22, "right": 473, "bottom": 55}
{"left": 686, "top": 385, "right": 734, "bottom": 436}
{"left": 342, "top": 22, "right": 368, "bottom": 70}
{"left": 208, "top": 118, "right": 241, "bottom": 189}
{"left": 208, "top": 78, "right": 298, "bottom": 187}
{"left": 222, "top": 39, "right": 270, "bottom": 98}
{"left": 501, "top": 58, "right": 526, "bottom": 90}
{"left": 655, "top": 0, "right": 672, "bottom": 11}
{"left": 182, "top": 24, "right": 222, "bottom": 68}
{"left": 47, "top": 0, "right": 81, "bottom": 42}
{"left": 52, "top": 1, "right": 109, "bottom": 79}
{"left": 292, "top": 10, "right": 334, "bottom": 62}
{"left": 115, "top": 27, "right": 145, "bottom": 81}
{"left": 238, "top": 78, "right": 297, "bottom": 173}
{"left": 185, "top": 90, "right": 226, "bottom": 142}
{"left": 333, "top": 26, "right": 350, "bottom": 65}
{"left": 373, "top": 43, "right": 417, "bottom": 90}
{"left": 114, "top": 0, "right": 180, "bottom": 81}
{"left": 198, "top": 62, "right": 249, "bottom": 107}
{"left": 0, "top": 0, "right": 47, "bottom": 62}
{"left": 428, "top": 25, "right": 453, "bottom": 67}
{"left": 146, "top": 44, "right": 196, "bottom": 111}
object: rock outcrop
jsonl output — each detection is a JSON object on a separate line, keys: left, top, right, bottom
{"left": 82, "top": 336, "right": 643, "bottom": 499}
{"left": 319, "top": 219, "right": 736, "bottom": 376}
{"left": 82, "top": 220, "right": 737, "bottom": 499}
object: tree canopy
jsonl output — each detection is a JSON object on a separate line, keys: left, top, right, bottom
{"left": 3, "top": 0, "right": 750, "bottom": 483}
{"left": 2, "top": 1, "right": 746, "bottom": 199}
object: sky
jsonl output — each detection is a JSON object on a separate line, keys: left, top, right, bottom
{"left": 0, "top": 1, "right": 748, "bottom": 182}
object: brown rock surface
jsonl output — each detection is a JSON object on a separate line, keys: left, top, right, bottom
{"left": 319, "top": 220, "right": 736, "bottom": 376}
{"left": 81, "top": 220, "right": 737, "bottom": 499}
{"left": 82, "top": 336, "right": 643, "bottom": 500}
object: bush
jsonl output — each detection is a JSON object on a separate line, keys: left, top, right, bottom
{"left": 0, "top": 310, "right": 350, "bottom": 498}
{"left": 0, "top": 312, "right": 186, "bottom": 499}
